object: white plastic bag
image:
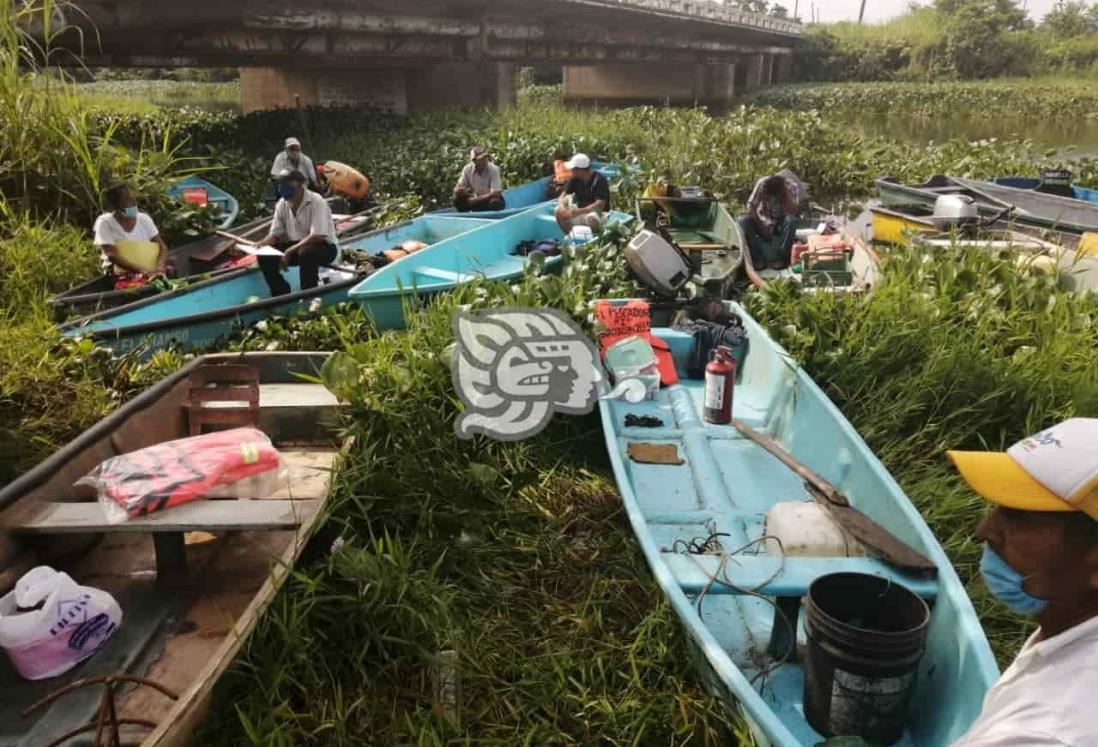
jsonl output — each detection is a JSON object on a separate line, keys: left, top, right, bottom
{"left": 0, "top": 566, "right": 123, "bottom": 680}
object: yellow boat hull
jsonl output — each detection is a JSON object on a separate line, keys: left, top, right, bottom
{"left": 871, "top": 208, "right": 936, "bottom": 245}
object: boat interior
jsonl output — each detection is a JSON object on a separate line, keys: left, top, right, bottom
{"left": 599, "top": 305, "right": 995, "bottom": 746}
{"left": 0, "top": 354, "right": 341, "bottom": 747}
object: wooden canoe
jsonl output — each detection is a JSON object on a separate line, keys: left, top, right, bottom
{"left": 0, "top": 352, "right": 343, "bottom": 746}
{"left": 597, "top": 300, "right": 998, "bottom": 746}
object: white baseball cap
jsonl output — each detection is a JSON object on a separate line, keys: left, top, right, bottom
{"left": 285, "top": 137, "right": 301, "bottom": 148}
{"left": 566, "top": 153, "right": 591, "bottom": 170}
{"left": 948, "top": 418, "right": 1098, "bottom": 521}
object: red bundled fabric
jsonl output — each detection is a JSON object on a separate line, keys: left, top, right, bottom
{"left": 75, "top": 427, "right": 287, "bottom": 524}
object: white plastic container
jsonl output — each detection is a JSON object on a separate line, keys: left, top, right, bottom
{"left": 569, "top": 225, "right": 594, "bottom": 246}
{"left": 764, "top": 501, "right": 865, "bottom": 557}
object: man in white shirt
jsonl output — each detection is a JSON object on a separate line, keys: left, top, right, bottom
{"left": 453, "top": 146, "right": 504, "bottom": 212}
{"left": 252, "top": 169, "right": 339, "bottom": 297}
{"left": 270, "top": 137, "right": 318, "bottom": 188}
{"left": 948, "top": 418, "right": 1098, "bottom": 746}
{"left": 92, "top": 182, "right": 169, "bottom": 278}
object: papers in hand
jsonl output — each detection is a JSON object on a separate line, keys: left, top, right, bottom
{"left": 236, "top": 243, "right": 283, "bottom": 257}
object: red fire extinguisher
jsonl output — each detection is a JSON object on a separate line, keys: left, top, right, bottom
{"left": 704, "top": 346, "right": 736, "bottom": 425}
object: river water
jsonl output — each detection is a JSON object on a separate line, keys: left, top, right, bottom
{"left": 849, "top": 112, "right": 1098, "bottom": 155}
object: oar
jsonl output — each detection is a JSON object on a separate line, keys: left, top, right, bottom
{"left": 215, "top": 229, "right": 258, "bottom": 247}
{"left": 730, "top": 418, "right": 937, "bottom": 573}
{"left": 334, "top": 203, "right": 392, "bottom": 237}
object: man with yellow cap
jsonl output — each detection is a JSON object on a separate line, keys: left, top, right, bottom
{"left": 948, "top": 418, "right": 1098, "bottom": 746}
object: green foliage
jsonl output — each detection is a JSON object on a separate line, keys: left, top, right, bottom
{"left": 798, "top": 0, "right": 1096, "bottom": 80}
{"left": 74, "top": 79, "right": 241, "bottom": 113}
{"left": 195, "top": 280, "right": 741, "bottom": 744}
{"left": 1040, "top": 1, "right": 1098, "bottom": 38}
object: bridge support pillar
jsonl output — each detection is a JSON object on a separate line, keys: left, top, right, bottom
{"left": 742, "top": 53, "right": 766, "bottom": 90}
{"left": 406, "top": 63, "right": 516, "bottom": 112}
{"left": 562, "top": 62, "right": 736, "bottom": 107}
{"left": 240, "top": 63, "right": 515, "bottom": 114}
{"left": 774, "top": 53, "right": 793, "bottom": 84}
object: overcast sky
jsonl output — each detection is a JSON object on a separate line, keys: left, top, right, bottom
{"left": 795, "top": 0, "right": 1059, "bottom": 23}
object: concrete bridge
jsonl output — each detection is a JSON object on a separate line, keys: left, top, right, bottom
{"left": 66, "top": 0, "right": 802, "bottom": 113}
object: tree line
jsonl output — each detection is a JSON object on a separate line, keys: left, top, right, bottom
{"left": 794, "top": 0, "right": 1098, "bottom": 80}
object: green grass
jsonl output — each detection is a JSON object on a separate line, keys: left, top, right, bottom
{"left": 74, "top": 79, "right": 241, "bottom": 113}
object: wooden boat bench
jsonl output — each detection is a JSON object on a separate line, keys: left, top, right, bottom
{"left": 4, "top": 482, "right": 325, "bottom": 582}
{"left": 3, "top": 362, "right": 339, "bottom": 583}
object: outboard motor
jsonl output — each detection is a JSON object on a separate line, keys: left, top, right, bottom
{"left": 932, "top": 194, "right": 979, "bottom": 232}
{"left": 624, "top": 230, "right": 693, "bottom": 298}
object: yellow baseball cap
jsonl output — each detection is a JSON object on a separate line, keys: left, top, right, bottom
{"left": 948, "top": 418, "right": 1098, "bottom": 521}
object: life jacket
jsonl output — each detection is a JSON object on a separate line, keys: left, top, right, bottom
{"left": 80, "top": 427, "right": 282, "bottom": 520}
{"left": 321, "top": 161, "right": 371, "bottom": 199}
{"left": 553, "top": 160, "right": 572, "bottom": 184}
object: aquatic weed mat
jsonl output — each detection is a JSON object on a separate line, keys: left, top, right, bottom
{"left": 196, "top": 295, "right": 747, "bottom": 745}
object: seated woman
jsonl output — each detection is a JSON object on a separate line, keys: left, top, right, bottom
{"left": 92, "top": 182, "right": 170, "bottom": 287}
{"left": 739, "top": 174, "right": 800, "bottom": 271}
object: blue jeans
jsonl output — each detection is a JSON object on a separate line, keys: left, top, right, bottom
{"left": 740, "top": 215, "right": 797, "bottom": 269}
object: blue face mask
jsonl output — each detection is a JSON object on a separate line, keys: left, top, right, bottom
{"left": 278, "top": 184, "right": 298, "bottom": 200}
{"left": 980, "top": 543, "right": 1048, "bottom": 617}
{"left": 120, "top": 206, "right": 139, "bottom": 219}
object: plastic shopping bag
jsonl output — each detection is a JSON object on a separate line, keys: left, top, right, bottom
{"left": 0, "top": 566, "right": 123, "bottom": 680}
{"left": 75, "top": 427, "right": 288, "bottom": 524}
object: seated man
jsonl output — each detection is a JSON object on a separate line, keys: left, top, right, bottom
{"left": 93, "top": 182, "right": 170, "bottom": 284}
{"left": 453, "top": 146, "right": 505, "bottom": 212}
{"left": 739, "top": 173, "right": 800, "bottom": 271}
{"left": 948, "top": 419, "right": 1098, "bottom": 746}
{"left": 252, "top": 169, "right": 339, "bottom": 297}
{"left": 555, "top": 153, "right": 610, "bottom": 233}
{"left": 270, "top": 137, "right": 319, "bottom": 190}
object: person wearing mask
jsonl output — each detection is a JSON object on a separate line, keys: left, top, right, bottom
{"left": 947, "top": 418, "right": 1098, "bottom": 746}
{"left": 251, "top": 169, "right": 339, "bottom": 297}
{"left": 270, "top": 137, "right": 318, "bottom": 189}
{"left": 554, "top": 153, "right": 610, "bottom": 232}
{"left": 453, "top": 146, "right": 504, "bottom": 212}
{"left": 92, "top": 182, "right": 170, "bottom": 282}
{"left": 740, "top": 173, "right": 800, "bottom": 271}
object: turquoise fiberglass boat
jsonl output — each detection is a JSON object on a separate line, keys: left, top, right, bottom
{"left": 349, "top": 202, "right": 632, "bottom": 331}
{"left": 60, "top": 216, "right": 493, "bottom": 358}
{"left": 168, "top": 175, "right": 240, "bottom": 230}
{"left": 598, "top": 300, "right": 997, "bottom": 746}
{"left": 431, "top": 161, "right": 621, "bottom": 219}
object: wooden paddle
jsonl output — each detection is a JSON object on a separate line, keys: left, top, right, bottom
{"left": 731, "top": 418, "right": 937, "bottom": 574}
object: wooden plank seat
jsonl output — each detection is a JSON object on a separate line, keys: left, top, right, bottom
{"left": 3, "top": 450, "right": 335, "bottom": 581}
{"left": 6, "top": 499, "right": 321, "bottom": 535}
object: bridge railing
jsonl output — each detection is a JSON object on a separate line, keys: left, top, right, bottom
{"left": 582, "top": 0, "right": 803, "bottom": 36}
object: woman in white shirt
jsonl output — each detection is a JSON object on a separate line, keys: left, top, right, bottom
{"left": 92, "top": 183, "right": 169, "bottom": 278}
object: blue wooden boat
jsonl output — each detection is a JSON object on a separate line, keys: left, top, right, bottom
{"left": 342, "top": 215, "right": 493, "bottom": 252}
{"left": 349, "top": 202, "right": 632, "bottom": 330}
{"left": 991, "top": 177, "right": 1098, "bottom": 204}
{"left": 58, "top": 215, "right": 495, "bottom": 356}
{"left": 168, "top": 176, "right": 240, "bottom": 230}
{"left": 431, "top": 161, "right": 621, "bottom": 219}
{"left": 597, "top": 300, "right": 997, "bottom": 746}
{"left": 59, "top": 265, "right": 361, "bottom": 358}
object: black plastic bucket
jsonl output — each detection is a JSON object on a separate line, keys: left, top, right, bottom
{"left": 803, "top": 572, "right": 931, "bottom": 745}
